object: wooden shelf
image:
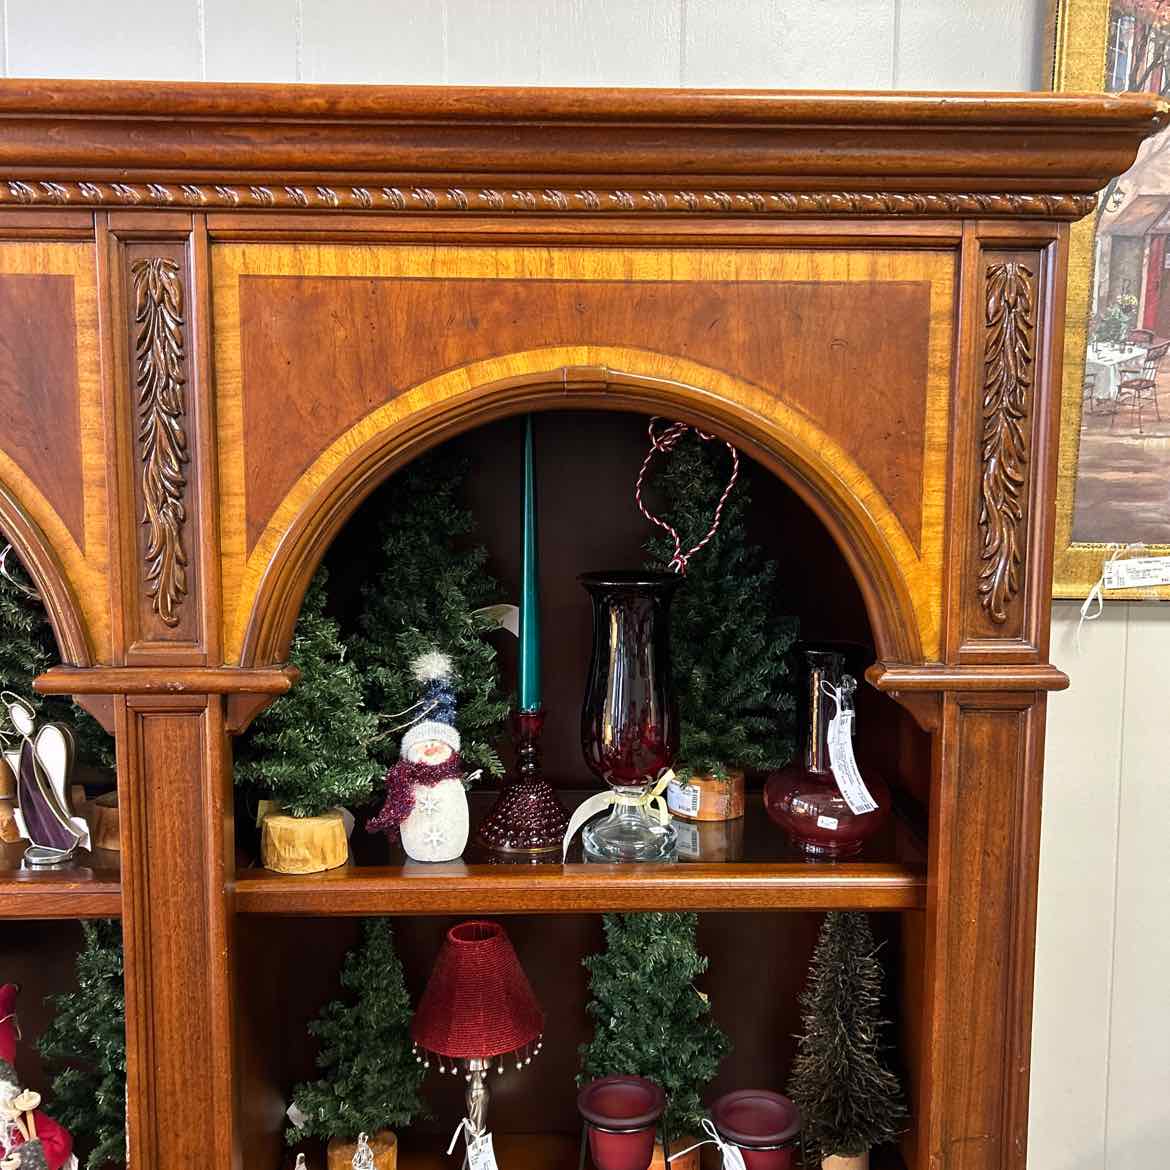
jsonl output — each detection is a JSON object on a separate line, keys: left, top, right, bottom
{"left": 234, "top": 790, "right": 926, "bottom": 916}
{"left": 287, "top": 1131, "right": 908, "bottom": 1169}
{"left": 0, "top": 842, "right": 121, "bottom": 919}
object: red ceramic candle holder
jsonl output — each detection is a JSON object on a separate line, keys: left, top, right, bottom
{"left": 577, "top": 1075, "right": 666, "bottom": 1170}
{"left": 711, "top": 1090, "right": 801, "bottom": 1170}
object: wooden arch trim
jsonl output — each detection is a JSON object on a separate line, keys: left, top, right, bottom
{"left": 235, "top": 361, "right": 927, "bottom": 670}
{"left": 0, "top": 478, "right": 92, "bottom": 667}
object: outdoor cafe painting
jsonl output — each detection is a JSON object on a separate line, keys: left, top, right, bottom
{"left": 1052, "top": 0, "right": 1170, "bottom": 597}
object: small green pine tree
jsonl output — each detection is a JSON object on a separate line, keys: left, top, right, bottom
{"left": 787, "top": 912, "right": 906, "bottom": 1161}
{"left": 287, "top": 919, "right": 425, "bottom": 1143}
{"left": 352, "top": 456, "right": 509, "bottom": 778}
{"left": 579, "top": 913, "right": 730, "bottom": 1136}
{"left": 643, "top": 432, "right": 797, "bottom": 779}
{"left": 0, "top": 549, "right": 113, "bottom": 770}
{"left": 236, "top": 568, "right": 381, "bottom": 818}
{"left": 37, "top": 919, "right": 127, "bottom": 1169}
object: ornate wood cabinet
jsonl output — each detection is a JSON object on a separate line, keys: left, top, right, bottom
{"left": 0, "top": 82, "right": 1161, "bottom": 1170}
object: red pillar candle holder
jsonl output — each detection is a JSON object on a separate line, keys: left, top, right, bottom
{"left": 711, "top": 1090, "right": 801, "bottom": 1170}
{"left": 577, "top": 1075, "right": 666, "bottom": 1170}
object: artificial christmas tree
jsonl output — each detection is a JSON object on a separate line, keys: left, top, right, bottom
{"left": 236, "top": 568, "right": 381, "bottom": 873}
{"left": 352, "top": 456, "right": 509, "bottom": 780}
{"left": 36, "top": 920, "right": 126, "bottom": 1169}
{"left": 787, "top": 913, "right": 905, "bottom": 1169}
{"left": 579, "top": 913, "right": 729, "bottom": 1143}
{"left": 287, "top": 919, "right": 424, "bottom": 1168}
{"left": 640, "top": 429, "right": 796, "bottom": 818}
{"left": 0, "top": 549, "right": 113, "bottom": 774}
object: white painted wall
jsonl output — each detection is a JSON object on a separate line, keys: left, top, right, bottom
{"left": 2, "top": 2, "right": 1162, "bottom": 1166}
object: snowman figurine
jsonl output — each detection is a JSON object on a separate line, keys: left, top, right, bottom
{"left": 366, "top": 652, "right": 478, "bottom": 863}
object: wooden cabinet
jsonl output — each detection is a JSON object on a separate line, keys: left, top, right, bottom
{"left": 0, "top": 81, "right": 1161, "bottom": 1170}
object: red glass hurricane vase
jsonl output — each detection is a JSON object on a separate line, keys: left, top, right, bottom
{"left": 577, "top": 1075, "right": 666, "bottom": 1170}
{"left": 579, "top": 571, "right": 681, "bottom": 862}
{"left": 711, "top": 1090, "right": 801, "bottom": 1170}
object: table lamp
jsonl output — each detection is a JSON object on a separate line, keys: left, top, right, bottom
{"left": 412, "top": 921, "right": 544, "bottom": 1152}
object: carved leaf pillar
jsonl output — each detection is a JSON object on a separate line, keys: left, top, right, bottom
{"left": 906, "top": 233, "right": 1066, "bottom": 1170}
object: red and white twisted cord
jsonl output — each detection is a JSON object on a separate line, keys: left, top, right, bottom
{"left": 635, "top": 417, "right": 739, "bottom": 574}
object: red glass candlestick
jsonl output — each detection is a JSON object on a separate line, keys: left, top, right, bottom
{"left": 475, "top": 709, "right": 569, "bottom": 857}
{"left": 578, "top": 1075, "right": 665, "bottom": 1170}
{"left": 711, "top": 1090, "right": 801, "bottom": 1170}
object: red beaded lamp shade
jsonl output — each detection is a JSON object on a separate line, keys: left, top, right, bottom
{"left": 413, "top": 921, "right": 543, "bottom": 1066}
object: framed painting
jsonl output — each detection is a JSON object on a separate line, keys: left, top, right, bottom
{"left": 1050, "top": 0, "right": 1170, "bottom": 597}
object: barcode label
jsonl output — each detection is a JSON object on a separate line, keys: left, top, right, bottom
{"left": 667, "top": 780, "right": 703, "bottom": 817}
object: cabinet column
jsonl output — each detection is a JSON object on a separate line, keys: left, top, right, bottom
{"left": 115, "top": 692, "right": 237, "bottom": 1169}
{"left": 920, "top": 692, "right": 1048, "bottom": 1170}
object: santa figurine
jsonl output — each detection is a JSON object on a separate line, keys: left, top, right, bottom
{"left": 0, "top": 985, "right": 74, "bottom": 1170}
{"left": 367, "top": 652, "right": 479, "bottom": 863}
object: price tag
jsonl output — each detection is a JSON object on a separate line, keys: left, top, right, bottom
{"left": 466, "top": 1132, "right": 498, "bottom": 1170}
{"left": 826, "top": 708, "right": 878, "bottom": 817}
{"left": 1103, "top": 554, "right": 1170, "bottom": 590}
{"left": 667, "top": 779, "right": 702, "bottom": 818}
{"left": 285, "top": 1101, "right": 307, "bottom": 1130}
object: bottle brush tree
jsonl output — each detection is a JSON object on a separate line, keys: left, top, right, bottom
{"left": 579, "top": 912, "right": 730, "bottom": 1137}
{"left": 236, "top": 567, "right": 381, "bottom": 818}
{"left": 37, "top": 919, "right": 127, "bottom": 1169}
{"left": 287, "top": 918, "right": 425, "bottom": 1142}
{"left": 352, "top": 454, "right": 509, "bottom": 778}
{"left": 642, "top": 430, "right": 797, "bottom": 779}
{"left": 0, "top": 547, "right": 113, "bottom": 770}
{"left": 787, "top": 912, "right": 906, "bottom": 1163}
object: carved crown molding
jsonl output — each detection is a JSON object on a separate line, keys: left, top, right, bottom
{"left": 131, "top": 257, "right": 190, "bottom": 629}
{"left": 0, "top": 179, "right": 1100, "bottom": 219}
{"left": 978, "top": 260, "right": 1035, "bottom": 624}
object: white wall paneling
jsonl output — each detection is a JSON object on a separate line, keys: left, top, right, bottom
{"left": 1, "top": 2, "right": 1166, "bottom": 1166}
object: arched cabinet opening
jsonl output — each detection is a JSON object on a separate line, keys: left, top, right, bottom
{"left": 231, "top": 407, "right": 929, "bottom": 1170}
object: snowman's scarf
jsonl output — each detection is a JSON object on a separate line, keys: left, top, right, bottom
{"left": 366, "top": 753, "right": 467, "bottom": 839}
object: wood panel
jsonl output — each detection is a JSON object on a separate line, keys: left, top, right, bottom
{"left": 236, "top": 272, "right": 935, "bottom": 552}
{"left": 116, "top": 696, "right": 237, "bottom": 1170}
{"left": 0, "top": 241, "right": 110, "bottom": 660}
{"left": 214, "top": 243, "right": 954, "bottom": 665}
{"left": 0, "top": 273, "right": 85, "bottom": 542}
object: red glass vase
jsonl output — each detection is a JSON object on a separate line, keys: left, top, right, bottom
{"left": 711, "top": 1090, "right": 801, "bottom": 1170}
{"left": 764, "top": 648, "right": 890, "bottom": 859}
{"left": 579, "top": 572, "right": 681, "bottom": 862}
{"left": 578, "top": 1075, "right": 665, "bottom": 1170}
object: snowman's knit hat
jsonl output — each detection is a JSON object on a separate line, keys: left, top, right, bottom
{"left": 400, "top": 651, "right": 460, "bottom": 759}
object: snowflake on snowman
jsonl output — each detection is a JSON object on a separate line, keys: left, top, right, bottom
{"left": 366, "top": 651, "right": 480, "bottom": 862}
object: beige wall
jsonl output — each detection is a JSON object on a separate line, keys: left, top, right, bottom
{"left": 4, "top": 2, "right": 1163, "bottom": 1166}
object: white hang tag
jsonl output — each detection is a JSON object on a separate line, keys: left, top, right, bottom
{"left": 667, "top": 779, "right": 702, "bottom": 818}
{"left": 285, "top": 1101, "right": 308, "bottom": 1130}
{"left": 472, "top": 604, "right": 520, "bottom": 637}
{"left": 466, "top": 1132, "right": 498, "bottom": 1170}
{"left": 1102, "top": 554, "right": 1170, "bottom": 590}
{"left": 674, "top": 819, "right": 700, "bottom": 858}
{"left": 826, "top": 708, "right": 878, "bottom": 816}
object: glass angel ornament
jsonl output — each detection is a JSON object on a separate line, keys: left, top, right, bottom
{"left": 1, "top": 694, "right": 89, "bottom": 867}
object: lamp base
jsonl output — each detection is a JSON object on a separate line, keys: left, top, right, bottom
{"left": 476, "top": 709, "right": 569, "bottom": 857}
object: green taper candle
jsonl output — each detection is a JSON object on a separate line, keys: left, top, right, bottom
{"left": 518, "top": 414, "right": 540, "bottom": 711}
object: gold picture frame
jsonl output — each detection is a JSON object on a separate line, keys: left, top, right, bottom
{"left": 1050, "top": 0, "right": 1170, "bottom": 597}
